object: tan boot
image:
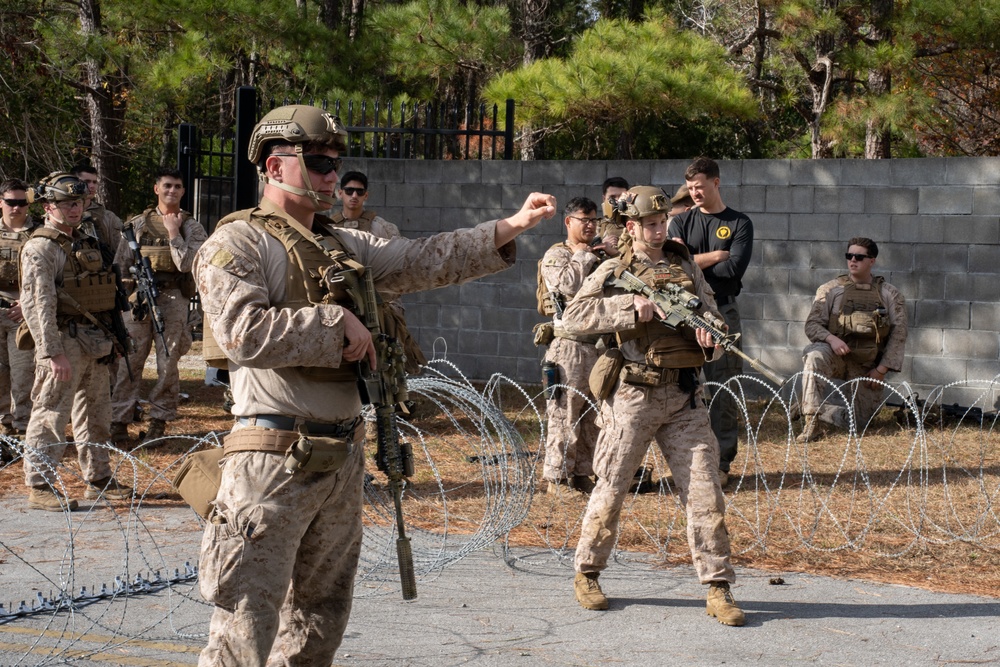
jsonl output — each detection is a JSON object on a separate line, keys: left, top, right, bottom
{"left": 706, "top": 581, "right": 746, "bottom": 626}
{"left": 546, "top": 478, "right": 580, "bottom": 496}
{"left": 718, "top": 470, "right": 729, "bottom": 488}
{"left": 28, "top": 486, "right": 79, "bottom": 512}
{"left": 84, "top": 477, "right": 134, "bottom": 500}
{"left": 572, "top": 475, "right": 596, "bottom": 494}
{"left": 796, "top": 415, "right": 819, "bottom": 443}
{"left": 142, "top": 418, "right": 167, "bottom": 444}
{"left": 110, "top": 422, "right": 129, "bottom": 445}
{"left": 574, "top": 572, "right": 608, "bottom": 611}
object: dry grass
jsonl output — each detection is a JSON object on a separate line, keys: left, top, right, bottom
{"left": 3, "top": 370, "right": 998, "bottom": 598}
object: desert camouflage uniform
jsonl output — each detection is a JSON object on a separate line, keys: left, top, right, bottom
{"left": 562, "top": 245, "right": 736, "bottom": 585}
{"left": 1, "top": 216, "right": 39, "bottom": 432}
{"left": 801, "top": 276, "right": 908, "bottom": 427}
{"left": 81, "top": 200, "right": 123, "bottom": 246}
{"left": 540, "top": 243, "right": 601, "bottom": 482}
{"left": 19, "top": 223, "right": 116, "bottom": 487}
{"left": 112, "top": 209, "right": 206, "bottom": 423}
{"left": 194, "top": 197, "right": 515, "bottom": 667}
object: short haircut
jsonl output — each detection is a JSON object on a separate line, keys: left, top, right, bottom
{"left": 73, "top": 164, "right": 98, "bottom": 177}
{"left": 1, "top": 178, "right": 29, "bottom": 195}
{"left": 847, "top": 237, "right": 878, "bottom": 258}
{"left": 340, "top": 171, "right": 368, "bottom": 189}
{"left": 156, "top": 167, "right": 184, "bottom": 182}
{"left": 564, "top": 196, "right": 597, "bottom": 218}
{"left": 602, "top": 176, "right": 629, "bottom": 196}
{"left": 683, "top": 156, "right": 720, "bottom": 181}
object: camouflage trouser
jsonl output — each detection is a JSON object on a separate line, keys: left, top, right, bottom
{"left": 542, "top": 337, "right": 600, "bottom": 481}
{"left": 112, "top": 288, "right": 192, "bottom": 423}
{"left": 703, "top": 301, "right": 742, "bottom": 473}
{"left": 22, "top": 327, "right": 114, "bottom": 488}
{"left": 801, "top": 342, "right": 883, "bottom": 427}
{"left": 198, "top": 435, "right": 365, "bottom": 667}
{"left": 0, "top": 311, "right": 35, "bottom": 430}
{"left": 575, "top": 380, "right": 735, "bottom": 584}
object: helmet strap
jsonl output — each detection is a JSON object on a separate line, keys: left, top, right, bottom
{"left": 261, "top": 144, "right": 336, "bottom": 208}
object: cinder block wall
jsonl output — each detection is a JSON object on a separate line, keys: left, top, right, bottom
{"left": 348, "top": 157, "right": 1000, "bottom": 405}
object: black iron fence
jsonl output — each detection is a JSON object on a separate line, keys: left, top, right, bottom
{"left": 177, "top": 87, "right": 514, "bottom": 230}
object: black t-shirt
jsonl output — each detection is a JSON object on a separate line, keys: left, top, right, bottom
{"left": 667, "top": 207, "right": 754, "bottom": 299}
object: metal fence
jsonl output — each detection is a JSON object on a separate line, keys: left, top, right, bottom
{"left": 177, "top": 87, "right": 515, "bottom": 229}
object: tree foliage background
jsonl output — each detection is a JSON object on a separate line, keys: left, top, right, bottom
{"left": 3, "top": 0, "right": 1000, "bottom": 213}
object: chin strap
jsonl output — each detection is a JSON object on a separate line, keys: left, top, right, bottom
{"left": 260, "top": 144, "right": 337, "bottom": 209}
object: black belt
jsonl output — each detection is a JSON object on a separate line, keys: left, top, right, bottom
{"left": 237, "top": 414, "right": 360, "bottom": 436}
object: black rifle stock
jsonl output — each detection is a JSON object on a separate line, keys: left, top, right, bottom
{"left": 122, "top": 222, "right": 168, "bottom": 354}
{"left": 606, "top": 269, "right": 786, "bottom": 386}
{"left": 331, "top": 265, "right": 417, "bottom": 600}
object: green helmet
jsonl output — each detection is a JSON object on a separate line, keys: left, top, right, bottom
{"left": 248, "top": 105, "right": 347, "bottom": 165}
{"left": 36, "top": 172, "right": 87, "bottom": 202}
{"left": 619, "top": 186, "right": 670, "bottom": 219}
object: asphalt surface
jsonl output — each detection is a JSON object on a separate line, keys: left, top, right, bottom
{"left": 1, "top": 498, "right": 998, "bottom": 667}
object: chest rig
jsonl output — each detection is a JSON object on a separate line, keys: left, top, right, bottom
{"left": 617, "top": 251, "right": 705, "bottom": 369}
{"left": 536, "top": 241, "right": 569, "bottom": 316}
{"left": 30, "top": 227, "right": 118, "bottom": 316}
{"left": 829, "top": 275, "right": 891, "bottom": 366}
{"left": 0, "top": 223, "right": 36, "bottom": 290}
{"left": 137, "top": 208, "right": 189, "bottom": 273}
{"left": 202, "top": 209, "right": 361, "bottom": 382}
{"left": 329, "top": 209, "right": 376, "bottom": 233}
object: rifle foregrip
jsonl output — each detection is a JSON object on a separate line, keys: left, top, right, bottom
{"left": 396, "top": 536, "right": 418, "bottom": 600}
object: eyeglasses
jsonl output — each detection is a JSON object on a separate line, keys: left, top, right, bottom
{"left": 56, "top": 199, "right": 84, "bottom": 209}
{"left": 342, "top": 187, "right": 366, "bottom": 196}
{"left": 568, "top": 215, "right": 599, "bottom": 225}
{"left": 2, "top": 198, "right": 29, "bottom": 207}
{"left": 270, "top": 153, "right": 342, "bottom": 175}
{"left": 845, "top": 253, "right": 871, "bottom": 261}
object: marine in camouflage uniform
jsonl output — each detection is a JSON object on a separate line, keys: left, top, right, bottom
{"left": 194, "top": 104, "right": 556, "bottom": 666}
{"left": 19, "top": 173, "right": 132, "bottom": 511}
{"left": 798, "top": 237, "right": 907, "bottom": 442}
{"left": 561, "top": 186, "right": 745, "bottom": 626}
{"left": 539, "top": 196, "right": 616, "bottom": 493}
{"left": 1, "top": 179, "right": 39, "bottom": 440}
{"left": 596, "top": 176, "right": 629, "bottom": 249}
{"left": 111, "top": 168, "right": 207, "bottom": 442}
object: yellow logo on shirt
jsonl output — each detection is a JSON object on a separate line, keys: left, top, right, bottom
{"left": 716, "top": 226, "right": 732, "bottom": 240}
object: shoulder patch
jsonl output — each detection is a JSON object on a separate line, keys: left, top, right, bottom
{"left": 209, "top": 249, "right": 235, "bottom": 268}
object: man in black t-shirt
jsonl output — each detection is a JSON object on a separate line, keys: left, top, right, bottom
{"left": 668, "top": 157, "right": 754, "bottom": 488}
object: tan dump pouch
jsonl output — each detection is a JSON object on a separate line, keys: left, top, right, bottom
{"left": 15, "top": 320, "right": 34, "bottom": 351}
{"left": 200, "top": 312, "right": 229, "bottom": 369}
{"left": 532, "top": 321, "right": 554, "bottom": 347}
{"left": 589, "top": 348, "right": 625, "bottom": 401}
{"left": 172, "top": 447, "right": 225, "bottom": 519}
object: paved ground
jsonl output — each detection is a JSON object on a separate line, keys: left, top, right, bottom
{"left": 1, "top": 499, "right": 997, "bottom": 666}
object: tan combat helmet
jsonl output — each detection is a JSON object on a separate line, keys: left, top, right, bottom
{"left": 619, "top": 185, "right": 670, "bottom": 220}
{"left": 35, "top": 172, "right": 87, "bottom": 202}
{"left": 248, "top": 105, "right": 348, "bottom": 209}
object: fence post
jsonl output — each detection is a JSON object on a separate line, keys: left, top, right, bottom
{"left": 235, "top": 86, "right": 259, "bottom": 210}
{"left": 177, "top": 123, "right": 196, "bottom": 212}
{"left": 503, "top": 99, "right": 514, "bottom": 160}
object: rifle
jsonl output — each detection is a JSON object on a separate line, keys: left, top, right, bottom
{"left": 56, "top": 290, "right": 134, "bottom": 380}
{"left": 606, "top": 268, "right": 786, "bottom": 386}
{"left": 328, "top": 264, "right": 417, "bottom": 600}
{"left": 122, "top": 222, "right": 168, "bottom": 353}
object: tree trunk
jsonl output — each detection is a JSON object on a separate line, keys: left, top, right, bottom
{"left": 518, "top": 0, "right": 549, "bottom": 160}
{"left": 348, "top": 0, "right": 364, "bottom": 41}
{"left": 321, "top": 0, "right": 340, "bottom": 30}
{"left": 865, "top": 0, "right": 893, "bottom": 159}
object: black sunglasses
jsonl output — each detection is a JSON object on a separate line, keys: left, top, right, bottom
{"left": 271, "top": 153, "right": 342, "bottom": 175}
{"left": 342, "top": 187, "right": 366, "bottom": 196}
{"left": 2, "top": 198, "right": 29, "bottom": 207}
{"left": 845, "top": 253, "right": 871, "bottom": 261}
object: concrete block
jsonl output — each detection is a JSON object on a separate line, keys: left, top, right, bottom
{"left": 482, "top": 306, "right": 522, "bottom": 332}
{"left": 438, "top": 160, "right": 483, "bottom": 184}
{"left": 737, "top": 186, "right": 766, "bottom": 213}
{"left": 890, "top": 158, "right": 947, "bottom": 186}
{"left": 435, "top": 183, "right": 465, "bottom": 208}
{"left": 404, "top": 161, "right": 443, "bottom": 184}
{"left": 650, "top": 160, "right": 690, "bottom": 187}
{"left": 944, "top": 157, "right": 1000, "bottom": 185}
{"left": 440, "top": 304, "right": 464, "bottom": 328}
{"left": 941, "top": 216, "right": 1000, "bottom": 245}
{"left": 405, "top": 303, "right": 440, "bottom": 328}
{"left": 971, "top": 186, "right": 1000, "bottom": 215}
{"left": 789, "top": 160, "right": 842, "bottom": 185}
{"left": 457, "top": 330, "right": 499, "bottom": 356}
{"left": 753, "top": 213, "right": 789, "bottom": 240}
{"left": 735, "top": 294, "right": 764, "bottom": 320}
{"left": 969, "top": 245, "right": 1000, "bottom": 273}
{"left": 387, "top": 183, "right": 425, "bottom": 208}
{"left": 483, "top": 354, "right": 521, "bottom": 380}
{"left": 481, "top": 160, "right": 522, "bottom": 185}
{"left": 518, "top": 357, "right": 544, "bottom": 384}
{"left": 942, "top": 330, "right": 999, "bottom": 359}
{"left": 838, "top": 213, "right": 891, "bottom": 242}
{"left": 787, "top": 326, "right": 810, "bottom": 350}
{"left": 791, "top": 186, "right": 815, "bottom": 213}
{"left": 501, "top": 184, "right": 540, "bottom": 210}
{"left": 401, "top": 206, "right": 441, "bottom": 235}
{"left": 363, "top": 159, "right": 406, "bottom": 184}
{"left": 762, "top": 297, "right": 811, "bottom": 323}
{"left": 604, "top": 160, "right": 651, "bottom": 188}
{"left": 965, "top": 359, "right": 1000, "bottom": 383}
{"left": 718, "top": 161, "right": 743, "bottom": 186}
{"left": 889, "top": 215, "right": 945, "bottom": 244}
{"left": 743, "top": 320, "right": 789, "bottom": 348}
{"left": 365, "top": 183, "right": 387, "bottom": 207}
{"left": 944, "top": 273, "right": 999, "bottom": 302}
{"left": 438, "top": 207, "right": 487, "bottom": 231}
{"left": 742, "top": 267, "right": 789, "bottom": 294}
{"left": 918, "top": 186, "right": 973, "bottom": 215}
{"left": 911, "top": 356, "right": 967, "bottom": 385}
{"left": 970, "top": 302, "right": 1000, "bottom": 331}
{"left": 758, "top": 347, "right": 804, "bottom": 378}
{"left": 523, "top": 160, "right": 565, "bottom": 186}
{"left": 789, "top": 213, "right": 839, "bottom": 240}
{"left": 864, "top": 187, "right": 918, "bottom": 215}
{"left": 875, "top": 243, "right": 913, "bottom": 272}
{"left": 789, "top": 268, "right": 841, "bottom": 297}
{"left": 842, "top": 159, "right": 891, "bottom": 186}
{"left": 563, "top": 161, "right": 607, "bottom": 187}
{"left": 765, "top": 186, "right": 792, "bottom": 213}
{"left": 913, "top": 300, "right": 970, "bottom": 329}
{"left": 760, "top": 240, "right": 817, "bottom": 269}
{"left": 915, "top": 244, "right": 967, "bottom": 274}
{"left": 742, "top": 160, "right": 790, "bottom": 186}
{"left": 458, "top": 183, "right": 503, "bottom": 209}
